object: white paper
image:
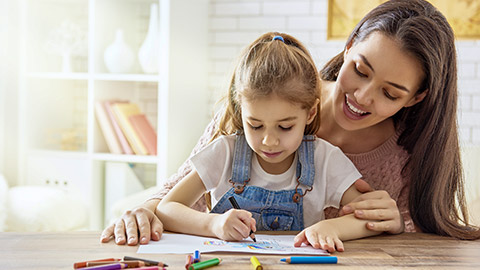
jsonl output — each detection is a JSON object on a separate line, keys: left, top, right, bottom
{"left": 137, "top": 233, "right": 329, "bottom": 255}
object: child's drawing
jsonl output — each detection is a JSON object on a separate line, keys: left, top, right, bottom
{"left": 138, "top": 233, "right": 329, "bottom": 255}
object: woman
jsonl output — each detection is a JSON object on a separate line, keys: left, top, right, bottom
{"left": 101, "top": 0, "right": 480, "bottom": 245}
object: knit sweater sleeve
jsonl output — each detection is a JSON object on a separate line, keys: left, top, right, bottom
{"left": 325, "top": 130, "right": 416, "bottom": 232}
{"left": 146, "top": 113, "right": 220, "bottom": 212}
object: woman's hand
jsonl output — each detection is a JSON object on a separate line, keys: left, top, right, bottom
{"left": 100, "top": 199, "right": 163, "bottom": 245}
{"left": 210, "top": 209, "right": 256, "bottom": 241}
{"left": 294, "top": 220, "right": 344, "bottom": 252}
{"left": 339, "top": 179, "right": 404, "bottom": 234}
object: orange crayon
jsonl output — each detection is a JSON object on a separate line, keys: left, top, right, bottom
{"left": 74, "top": 258, "right": 121, "bottom": 269}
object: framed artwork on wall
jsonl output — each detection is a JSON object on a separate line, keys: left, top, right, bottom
{"left": 328, "top": 0, "right": 480, "bottom": 40}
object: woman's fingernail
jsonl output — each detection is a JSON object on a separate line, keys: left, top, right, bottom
{"left": 356, "top": 210, "right": 364, "bottom": 216}
{"left": 141, "top": 237, "right": 147, "bottom": 243}
{"left": 128, "top": 237, "right": 135, "bottom": 244}
{"left": 368, "top": 222, "right": 374, "bottom": 228}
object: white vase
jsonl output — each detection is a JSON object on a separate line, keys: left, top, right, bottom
{"left": 138, "top": 3, "right": 159, "bottom": 74}
{"left": 104, "top": 29, "right": 134, "bottom": 73}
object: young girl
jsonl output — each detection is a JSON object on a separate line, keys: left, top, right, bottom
{"left": 156, "top": 32, "right": 380, "bottom": 252}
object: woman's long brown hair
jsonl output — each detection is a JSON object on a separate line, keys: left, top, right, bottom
{"left": 321, "top": 0, "right": 479, "bottom": 240}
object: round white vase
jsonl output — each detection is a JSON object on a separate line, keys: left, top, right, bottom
{"left": 138, "top": 3, "right": 159, "bottom": 74}
{"left": 104, "top": 29, "right": 134, "bottom": 73}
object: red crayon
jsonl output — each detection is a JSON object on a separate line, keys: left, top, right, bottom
{"left": 129, "top": 267, "right": 164, "bottom": 270}
{"left": 78, "top": 262, "right": 126, "bottom": 270}
{"left": 185, "top": 254, "right": 194, "bottom": 269}
{"left": 74, "top": 258, "right": 121, "bottom": 269}
{"left": 87, "top": 261, "right": 145, "bottom": 268}
{"left": 123, "top": 256, "right": 168, "bottom": 267}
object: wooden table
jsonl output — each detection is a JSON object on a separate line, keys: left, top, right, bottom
{"left": 0, "top": 232, "right": 479, "bottom": 269}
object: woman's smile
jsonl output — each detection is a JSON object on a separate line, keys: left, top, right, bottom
{"left": 343, "top": 95, "right": 371, "bottom": 120}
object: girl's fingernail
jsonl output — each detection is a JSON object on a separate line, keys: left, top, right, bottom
{"left": 356, "top": 210, "right": 364, "bottom": 216}
{"left": 141, "top": 237, "right": 147, "bottom": 243}
{"left": 368, "top": 222, "right": 374, "bottom": 228}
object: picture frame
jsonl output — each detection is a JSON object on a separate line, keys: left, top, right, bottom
{"left": 327, "top": 0, "right": 480, "bottom": 40}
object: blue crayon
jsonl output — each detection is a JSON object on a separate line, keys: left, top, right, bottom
{"left": 280, "top": 256, "right": 338, "bottom": 264}
{"left": 193, "top": 250, "right": 201, "bottom": 263}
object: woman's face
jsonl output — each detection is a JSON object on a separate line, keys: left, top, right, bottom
{"left": 332, "top": 32, "right": 426, "bottom": 131}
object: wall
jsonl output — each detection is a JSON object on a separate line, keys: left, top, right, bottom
{"left": 0, "top": 0, "right": 5, "bottom": 174}
{"left": 207, "top": 0, "right": 480, "bottom": 147}
{"left": 0, "top": 1, "right": 19, "bottom": 184}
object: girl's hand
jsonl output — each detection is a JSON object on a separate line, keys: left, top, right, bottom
{"left": 339, "top": 179, "right": 404, "bottom": 234}
{"left": 293, "top": 220, "right": 344, "bottom": 252}
{"left": 100, "top": 202, "right": 163, "bottom": 246}
{"left": 211, "top": 209, "right": 256, "bottom": 241}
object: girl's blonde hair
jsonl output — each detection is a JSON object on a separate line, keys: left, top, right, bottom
{"left": 213, "top": 32, "right": 321, "bottom": 140}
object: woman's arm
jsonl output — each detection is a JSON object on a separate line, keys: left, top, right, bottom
{"left": 100, "top": 199, "right": 162, "bottom": 245}
{"left": 100, "top": 113, "right": 220, "bottom": 245}
{"left": 156, "top": 170, "right": 256, "bottom": 241}
{"left": 294, "top": 182, "right": 381, "bottom": 252}
{"left": 338, "top": 179, "right": 405, "bottom": 234}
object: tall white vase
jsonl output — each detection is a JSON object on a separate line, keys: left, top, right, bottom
{"left": 138, "top": 3, "right": 159, "bottom": 74}
{"left": 104, "top": 29, "right": 134, "bottom": 73}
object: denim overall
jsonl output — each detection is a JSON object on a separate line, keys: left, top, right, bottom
{"left": 210, "top": 134, "right": 315, "bottom": 231}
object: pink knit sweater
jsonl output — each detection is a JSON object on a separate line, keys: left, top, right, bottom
{"left": 149, "top": 116, "right": 415, "bottom": 232}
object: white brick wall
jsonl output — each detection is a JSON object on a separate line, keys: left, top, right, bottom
{"left": 208, "top": 0, "right": 480, "bottom": 146}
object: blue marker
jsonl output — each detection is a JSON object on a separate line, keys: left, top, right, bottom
{"left": 280, "top": 256, "right": 337, "bottom": 264}
{"left": 193, "top": 250, "right": 201, "bottom": 263}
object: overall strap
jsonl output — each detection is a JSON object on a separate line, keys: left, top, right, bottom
{"left": 229, "top": 134, "right": 252, "bottom": 193}
{"left": 293, "top": 135, "right": 316, "bottom": 202}
{"left": 296, "top": 135, "right": 316, "bottom": 187}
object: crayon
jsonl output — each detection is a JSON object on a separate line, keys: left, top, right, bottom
{"left": 78, "top": 262, "right": 126, "bottom": 270}
{"left": 185, "top": 254, "right": 194, "bottom": 269}
{"left": 74, "top": 258, "right": 121, "bottom": 269}
{"left": 280, "top": 256, "right": 338, "bottom": 264}
{"left": 193, "top": 250, "right": 201, "bottom": 263}
{"left": 188, "top": 258, "right": 221, "bottom": 270}
{"left": 128, "top": 267, "right": 164, "bottom": 270}
{"left": 228, "top": 196, "right": 256, "bottom": 242}
{"left": 123, "top": 256, "right": 168, "bottom": 267}
{"left": 250, "top": 256, "right": 263, "bottom": 270}
{"left": 87, "top": 261, "right": 145, "bottom": 268}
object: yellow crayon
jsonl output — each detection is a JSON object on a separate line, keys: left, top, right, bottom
{"left": 250, "top": 256, "right": 263, "bottom": 270}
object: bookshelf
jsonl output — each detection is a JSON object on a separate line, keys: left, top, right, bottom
{"left": 17, "top": 0, "right": 209, "bottom": 229}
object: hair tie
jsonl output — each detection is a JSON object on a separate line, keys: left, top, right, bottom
{"left": 272, "top": 35, "right": 285, "bottom": 43}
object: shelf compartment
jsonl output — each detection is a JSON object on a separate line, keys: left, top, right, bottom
{"left": 25, "top": 0, "right": 88, "bottom": 73}
{"left": 93, "top": 80, "right": 158, "bottom": 155}
{"left": 94, "top": 0, "right": 158, "bottom": 74}
{"left": 25, "top": 78, "right": 88, "bottom": 152}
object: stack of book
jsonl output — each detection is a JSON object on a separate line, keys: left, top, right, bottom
{"left": 95, "top": 100, "right": 157, "bottom": 155}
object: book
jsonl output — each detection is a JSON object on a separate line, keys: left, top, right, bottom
{"left": 94, "top": 101, "right": 123, "bottom": 154}
{"left": 129, "top": 114, "right": 157, "bottom": 155}
{"left": 111, "top": 103, "right": 148, "bottom": 155}
{"left": 104, "top": 101, "right": 133, "bottom": 155}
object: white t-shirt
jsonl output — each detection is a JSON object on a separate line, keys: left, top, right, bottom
{"left": 190, "top": 135, "right": 362, "bottom": 227}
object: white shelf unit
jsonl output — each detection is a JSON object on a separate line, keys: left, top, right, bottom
{"left": 17, "top": 0, "right": 209, "bottom": 229}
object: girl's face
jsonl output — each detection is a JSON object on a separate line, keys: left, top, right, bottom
{"left": 240, "top": 94, "right": 317, "bottom": 174}
{"left": 332, "top": 32, "right": 426, "bottom": 131}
